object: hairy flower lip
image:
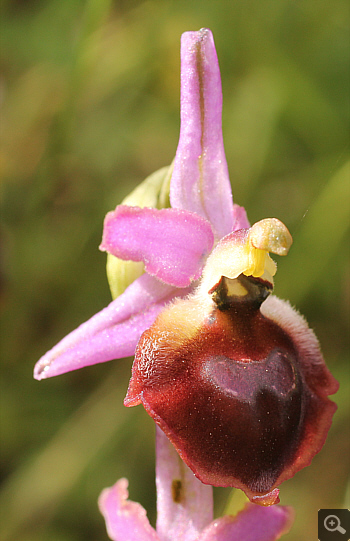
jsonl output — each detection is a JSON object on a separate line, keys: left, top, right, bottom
{"left": 125, "top": 252, "right": 338, "bottom": 503}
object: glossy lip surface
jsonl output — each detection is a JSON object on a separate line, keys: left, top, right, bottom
{"left": 125, "top": 272, "right": 338, "bottom": 504}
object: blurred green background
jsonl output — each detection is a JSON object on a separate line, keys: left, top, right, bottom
{"left": 1, "top": 0, "right": 349, "bottom": 540}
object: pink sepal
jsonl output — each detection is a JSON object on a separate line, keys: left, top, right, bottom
{"left": 155, "top": 427, "right": 213, "bottom": 541}
{"left": 34, "top": 274, "right": 181, "bottom": 380}
{"left": 170, "top": 29, "right": 234, "bottom": 240}
{"left": 198, "top": 502, "right": 294, "bottom": 541}
{"left": 99, "top": 478, "right": 160, "bottom": 541}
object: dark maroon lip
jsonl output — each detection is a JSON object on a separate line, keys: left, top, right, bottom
{"left": 125, "top": 271, "right": 338, "bottom": 504}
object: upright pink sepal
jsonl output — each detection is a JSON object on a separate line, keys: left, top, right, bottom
{"left": 156, "top": 427, "right": 213, "bottom": 541}
{"left": 170, "top": 29, "right": 234, "bottom": 239}
{"left": 100, "top": 206, "right": 214, "bottom": 287}
{"left": 198, "top": 502, "right": 294, "bottom": 541}
{"left": 34, "top": 274, "right": 180, "bottom": 380}
{"left": 99, "top": 478, "right": 160, "bottom": 541}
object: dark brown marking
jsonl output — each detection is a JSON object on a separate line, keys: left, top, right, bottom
{"left": 171, "top": 479, "right": 183, "bottom": 503}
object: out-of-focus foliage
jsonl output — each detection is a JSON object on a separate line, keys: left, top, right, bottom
{"left": 0, "top": 1, "right": 349, "bottom": 540}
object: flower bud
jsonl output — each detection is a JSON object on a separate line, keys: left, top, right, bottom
{"left": 106, "top": 164, "right": 173, "bottom": 298}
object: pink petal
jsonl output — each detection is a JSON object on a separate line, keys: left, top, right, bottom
{"left": 100, "top": 206, "right": 214, "bottom": 287}
{"left": 155, "top": 427, "right": 213, "bottom": 541}
{"left": 34, "top": 274, "right": 181, "bottom": 380}
{"left": 170, "top": 29, "right": 234, "bottom": 240}
{"left": 98, "top": 478, "right": 160, "bottom": 541}
{"left": 198, "top": 503, "right": 294, "bottom": 541}
{"left": 232, "top": 204, "right": 250, "bottom": 231}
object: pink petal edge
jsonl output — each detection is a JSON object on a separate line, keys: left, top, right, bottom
{"left": 198, "top": 502, "right": 294, "bottom": 541}
{"left": 34, "top": 274, "right": 181, "bottom": 380}
{"left": 100, "top": 206, "right": 214, "bottom": 288}
{"left": 170, "top": 28, "right": 234, "bottom": 240}
{"left": 98, "top": 478, "right": 160, "bottom": 541}
{"left": 155, "top": 427, "right": 213, "bottom": 541}
{"left": 232, "top": 204, "right": 250, "bottom": 231}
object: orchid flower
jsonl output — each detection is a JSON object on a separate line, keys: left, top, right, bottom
{"left": 34, "top": 28, "right": 338, "bottom": 538}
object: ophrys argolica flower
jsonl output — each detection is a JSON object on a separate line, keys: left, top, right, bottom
{"left": 34, "top": 28, "right": 338, "bottom": 513}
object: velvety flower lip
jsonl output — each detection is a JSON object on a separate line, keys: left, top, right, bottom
{"left": 125, "top": 220, "right": 338, "bottom": 504}
{"left": 98, "top": 427, "right": 294, "bottom": 541}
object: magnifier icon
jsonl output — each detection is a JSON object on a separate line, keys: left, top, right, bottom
{"left": 324, "top": 514, "right": 346, "bottom": 534}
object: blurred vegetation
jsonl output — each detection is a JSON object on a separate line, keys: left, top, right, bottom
{"left": 0, "top": 0, "right": 349, "bottom": 540}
